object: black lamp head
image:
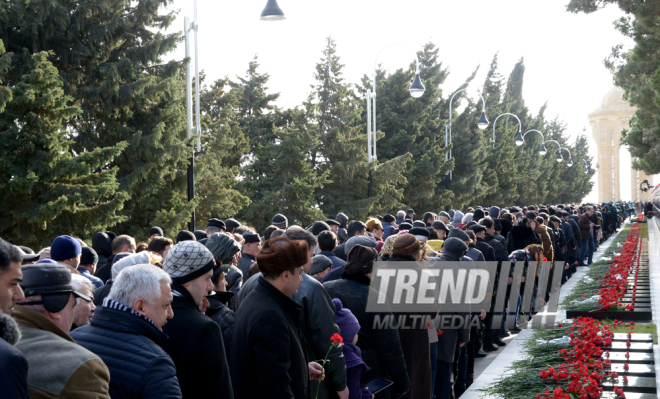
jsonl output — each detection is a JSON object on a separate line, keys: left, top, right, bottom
{"left": 477, "top": 112, "right": 488, "bottom": 130}
{"left": 261, "top": 0, "right": 286, "bottom": 21}
{"left": 409, "top": 73, "right": 425, "bottom": 98}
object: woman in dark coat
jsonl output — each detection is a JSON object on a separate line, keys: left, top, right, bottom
{"left": 386, "top": 234, "right": 432, "bottom": 399}
{"left": 324, "top": 245, "right": 410, "bottom": 399}
{"left": 231, "top": 237, "right": 322, "bottom": 399}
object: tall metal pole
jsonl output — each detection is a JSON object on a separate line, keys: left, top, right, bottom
{"left": 185, "top": 15, "right": 195, "bottom": 232}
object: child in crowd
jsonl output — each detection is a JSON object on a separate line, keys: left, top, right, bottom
{"left": 332, "top": 298, "right": 373, "bottom": 399}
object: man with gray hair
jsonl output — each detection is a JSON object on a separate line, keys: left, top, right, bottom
{"left": 71, "top": 264, "right": 181, "bottom": 398}
{"left": 70, "top": 274, "right": 95, "bottom": 330}
{"left": 396, "top": 210, "right": 406, "bottom": 225}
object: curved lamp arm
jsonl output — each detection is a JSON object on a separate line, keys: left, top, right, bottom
{"left": 556, "top": 147, "right": 572, "bottom": 159}
{"left": 491, "top": 113, "right": 522, "bottom": 147}
{"left": 556, "top": 147, "right": 573, "bottom": 166}
{"left": 521, "top": 129, "right": 546, "bottom": 154}
{"left": 445, "top": 89, "right": 488, "bottom": 176}
{"left": 522, "top": 129, "right": 545, "bottom": 141}
{"left": 544, "top": 140, "right": 564, "bottom": 162}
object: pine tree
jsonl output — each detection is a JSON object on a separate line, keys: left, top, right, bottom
{"left": 0, "top": 51, "right": 128, "bottom": 247}
{"left": 1, "top": 0, "right": 192, "bottom": 239}
{"left": 311, "top": 37, "right": 410, "bottom": 220}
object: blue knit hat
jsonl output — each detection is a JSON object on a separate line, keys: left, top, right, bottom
{"left": 50, "top": 235, "right": 82, "bottom": 261}
{"left": 333, "top": 298, "right": 360, "bottom": 343}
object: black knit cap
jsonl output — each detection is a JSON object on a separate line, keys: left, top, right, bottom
{"left": 176, "top": 230, "right": 196, "bottom": 243}
{"left": 149, "top": 226, "right": 164, "bottom": 236}
{"left": 80, "top": 247, "right": 99, "bottom": 266}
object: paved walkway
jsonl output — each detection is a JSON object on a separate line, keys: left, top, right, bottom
{"left": 462, "top": 220, "right": 631, "bottom": 399}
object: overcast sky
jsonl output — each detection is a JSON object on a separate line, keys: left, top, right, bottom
{"left": 165, "top": 0, "right": 656, "bottom": 203}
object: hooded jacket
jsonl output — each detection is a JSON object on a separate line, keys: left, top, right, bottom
{"left": 324, "top": 273, "right": 410, "bottom": 399}
{"left": 70, "top": 301, "right": 182, "bottom": 399}
{"left": 0, "top": 310, "right": 28, "bottom": 399}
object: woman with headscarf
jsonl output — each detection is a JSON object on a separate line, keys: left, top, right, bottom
{"left": 324, "top": 245, "right": 410, "bottom": 399}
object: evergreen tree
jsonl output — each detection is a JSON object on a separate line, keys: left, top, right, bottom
{"left": 311, "top": 37, "right": 410, "bottom": 220}
{"left": 1, "top": 0, "right": 192, "bottom": 239}
{"left": 0, "top": 51, "right": 128, "bottom": 247}
{"left": 239, "top": 108, "right": 328, "bottom": 232}
{"left": 194, "top": 74, "right": 250, "bottom": 231}
{"left": 361, "top": 42, "right": 451, "bottom": 213}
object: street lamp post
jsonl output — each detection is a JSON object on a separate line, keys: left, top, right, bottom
{"left": 520, "top": 129, "right": 546, "bottom": 154}
{"left": 445, "top": 89, "right": 489, "bottom": 189}
{"left": 580, "top": 160, "right": 589, "bottom": 173}
{"left": 185, "top": 0, "right": 284, "bottom": 231}
{"left": 366, "top": 44, "right": 425, "bottom": 197}
{"left": 544, "top": 140, "right": 563, "bottom": 162}
{"left": 490, "top": 113, "right": 522, "bottom": 148}
{"left": 556, "top": 147, "right": 573, "bottom": 167}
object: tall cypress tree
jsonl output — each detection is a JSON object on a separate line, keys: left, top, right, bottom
{"left": 1, "top": 0, "right": 191, "bottom": 238}
{"left": 0, "top": 51, "right": 128, "bottom": 247}
{"left": 311, "top": 37, "right": 410, "bottom": 220}
{"left": 362, "top": 42, "right": 451, "bottom": 213}
{"left": 193, "top": 75, "right": 250, "bottom": 232}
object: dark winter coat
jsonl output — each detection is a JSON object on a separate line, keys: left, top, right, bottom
{"left": 382, "top": 222, "right": 395, "bottom": 241}
{"left": 231, "top": 276, "right": 308, "bottom": 399}
{"left": 205, "top": 291, "right": 235, "bottom": 359}
{"left": 475, "top": 238, "right": 496, "bottom": 261}
{"left": 334, "top": 242, "right": 348, "bottom": 261}
{"left": 320, "top": 250, "right": 347, "bottom": 269}
{"left": 226, "top": 265, "right": 243, "bottom": 310}
{"left": 534, "top": 224, "right": 554, "bottom": 262}
{"left": 466, "top": 245, "right": 485, "bottom": 262}
{"left": 324, "top": 273, "right": 410, "bottom": 399}
{"left": 0, "top": 310, "right": 28, "bottom": 399}
{"left": 162, "top": 283, "right": 233, "bottom": 399}
{"left": 237, "top": 253, "right": 255, "bottom": 282}
{"left": 237, "top": 273, "right": 347, "bottom": 398}
{"left": 94, "top": 253, "right": 117, "bottom": 284}
{"left": 70, "top": 302, "right": 182, "bottom": 399}
{"left": 507, "top": 225, "right": 537, "bottom": 253}
{"left": 432, "top": 252, "right": 470, "bottom": 363}
{"left": 500, "top": 219, "right": 513, "bottom": 241}
{"left": 385, "top": 254, "right": 432, "bottom": 399}
{"left": 93, "top": 280, "right": 113, "bottom": 306}
{"left": 485, "top": 233, "right": 508, "bottom": 261}
{"left": 567, "top": 218, "right": 581, "bottom": 248}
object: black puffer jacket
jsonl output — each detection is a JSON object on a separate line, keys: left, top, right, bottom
{"left": 205, "top": 291, "right": 235, "bottom": 359}
{"left": 0, "top": 310, "right": 28, "bottom": 399}
{"left": 506, "top": 225, "right": 541, "bottom": 253}
{"left": 70, "top": 301, "right": 182, "bottom": 399}
{"left": 324, "top": 273, "right": 410, "bottom": 399}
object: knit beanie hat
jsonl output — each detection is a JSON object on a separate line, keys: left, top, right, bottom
{"left": 205, "top": 233, "right": 241, "bottom": 264}
{"left": 271, "top": 214, "right": 288, "bottom": 230}
{"left": 344, "top": 235, "right": 378, "bottom": 258}
{"left": 193, "top": 230, "right": 208, "bottom": 241}
{"left": 51, "top": 235, "right": 82, "bottom": 261}
{"left": 149, "top": 227, "right": 164, "bottom": 237}
{"left": 392, "top": 234, "right": 421, "bottom": 255}
{"left": 443, "top": 237, "right": 469, "bottom": 257}
{"left": 163, "top": 241, "right": 216, "bottom": 284}
{"left": 383, "top": 214, "right": 396, "bottom": 223}
{"left": 489, "top": 206, "right": 501, "bottom": 219}
{"left": 176, "top": 230, "right": 196, "bottom": 243}
{"left": 473, "top": 208, "right": 486, "bottom": 222}
{"left": 80, "top": 247, "right": 99, "bottom": 266}
{"left": 310, "top": 221, "right": 331, "bottom": 236}
{"left": 333, "top": 298, "right": 360, "bottom": 343}
{"left": 92, "top": 232, "right": 112, "bottom": 258}
{"left": 111, "top": 251, "right": 151, "bottom": 280}
{"left": 344, "top": 245, "right": 378, "bottom": 276}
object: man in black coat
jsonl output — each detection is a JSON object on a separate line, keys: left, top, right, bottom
{"left": 0, "top": 238, "right": 28, "bottom": 399}
{"left": 237, "top": 231, "right": 261, "bottom": 282}
{"left": 231, "top": 237, "right": 323, "bottom": 399}
{"left": 480, "top": 218, "right": 508, "bottom": 261}
{"left": 161, "top": 241, "right": 233, "bottom": 399}
{"left": 468, "top": 224, "right": 496, "bottom": 262}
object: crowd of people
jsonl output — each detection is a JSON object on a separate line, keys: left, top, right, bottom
{"left": 0, "top": 200, "right": 643, "bottom": 399}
